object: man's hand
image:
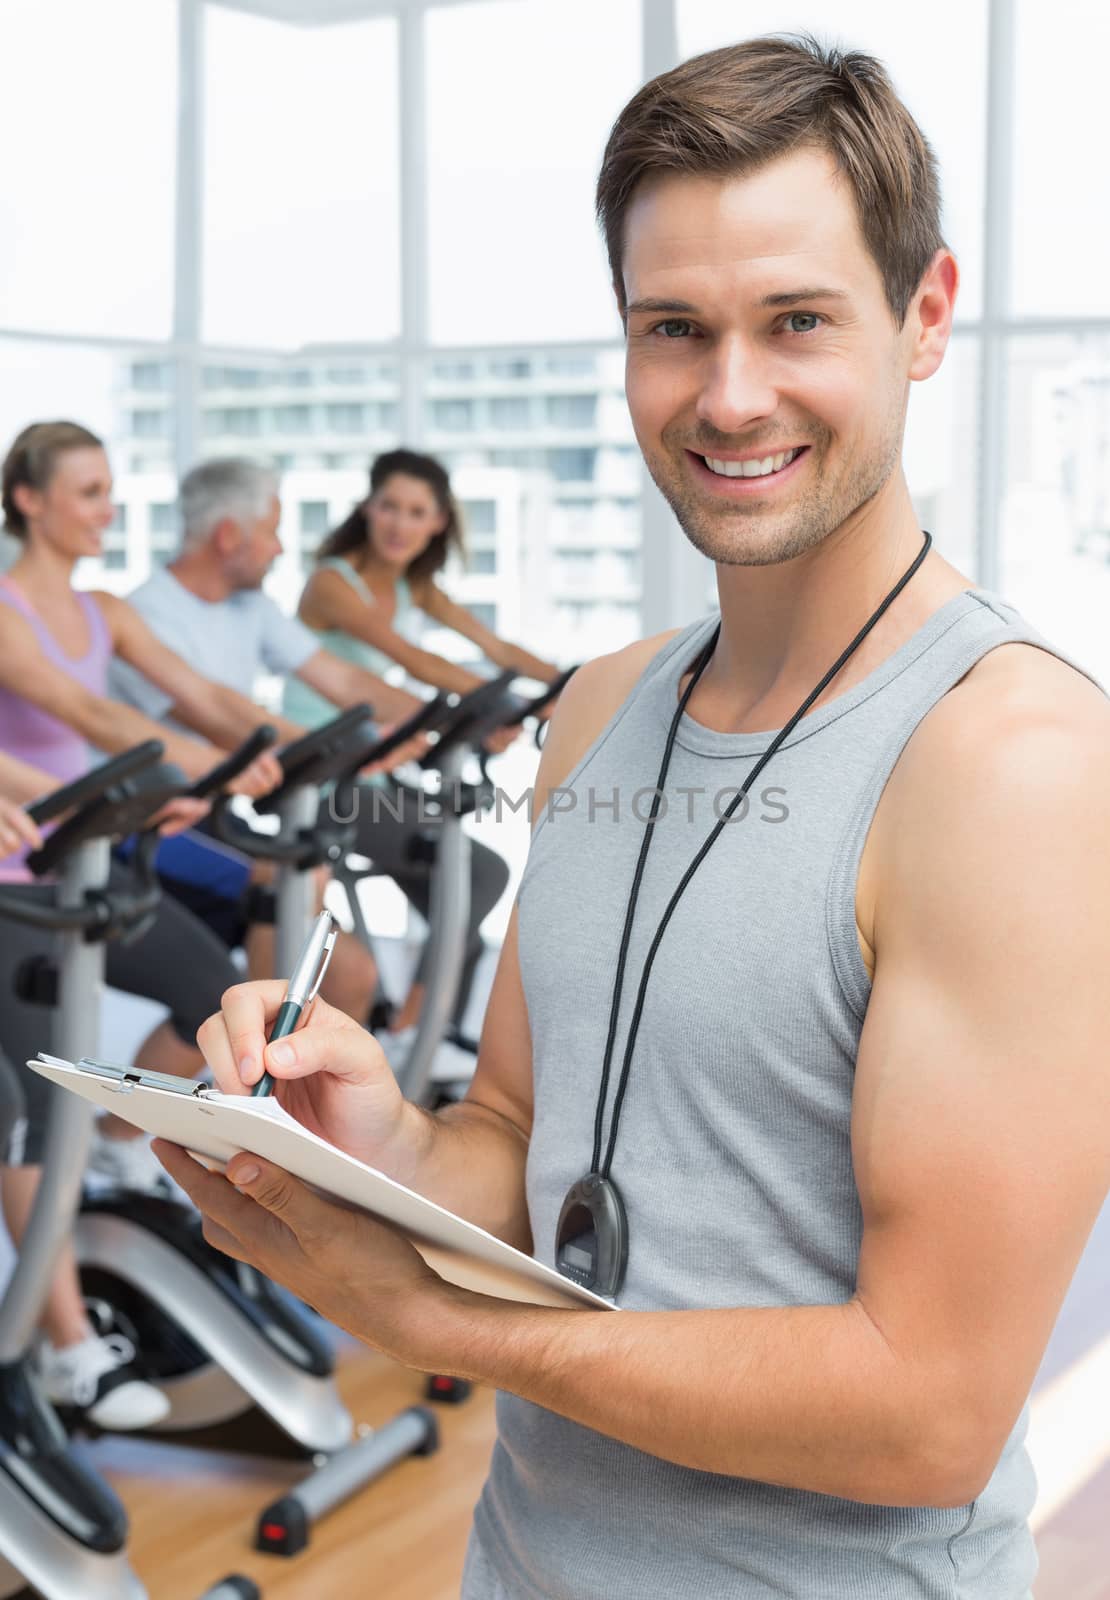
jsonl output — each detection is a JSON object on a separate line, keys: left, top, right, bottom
{"left": 147, "top": 796, "right": 211, "bottom": 836}
{"left": 0, "top": 799, "right": 43, "bottom": 861}
{"left": 172, "top": 744, "right": 281, "bottom": 797}
{"left": 226, "top": 749, "right": 283, "bottom": 799}
{"left": 196, "top": 981, "right": 424, "bottom": 1177}
{"left": 359, "top": 725, "right": 432, "bottom": 779}
{"left": 481, "top": 724, "right": 521, "bottom": 756}
{"left": 152, "top": 1143, "right": 451, "bottom": 1369}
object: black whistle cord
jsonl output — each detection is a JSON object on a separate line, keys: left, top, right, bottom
{"left": 590, "top": 529, "right": 933, "bottom": 1179}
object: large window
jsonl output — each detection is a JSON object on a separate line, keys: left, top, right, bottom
{"left": 1001, "top": 334, "right": 1110, "bottom": 683}
{"left": 203, "top": 8, "right": 400, "bottom": 347}
{"left": 677, "top": 0, "right": 988, "bottom": 317}
{"left": 1011, "top": 1, "right": 1110, "bottom": 318}
{"left": 0, "top": 0, "right": 177, "bottom": 340}
{"left": 904, "top": 336, "right": 980, "bottom": 578}
{"left": 420, "top": 348, "right": 640, "bottom": 662}
{"left": 0, "top": 341, "right": 174, "bottom": 582}
{"left": 425, "top": 0, "right": 642, "bottom": 343}
{"left": 4, "top": 0, "right": 1105, "bottom": 686}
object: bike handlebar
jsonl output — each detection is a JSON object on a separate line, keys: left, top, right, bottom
{"left": 25, "top": 741, "right": 165, "bottom": 827}
{"left": 188, "top": 723, "right": 280, "bottom": 800}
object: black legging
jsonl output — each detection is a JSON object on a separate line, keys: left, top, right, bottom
{"left": 348, "top": 777, "right": 510, "bottom": 1027}
{"left": 0, "top": 869, "right": 240, "bottom": 1164}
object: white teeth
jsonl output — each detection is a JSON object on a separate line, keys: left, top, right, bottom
{"left": 704, "top": 448, "right": 800, "bottom": 479}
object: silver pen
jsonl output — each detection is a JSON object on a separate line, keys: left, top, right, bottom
{"left": 251, "top": 910, "right": 338, "bottom": 1098}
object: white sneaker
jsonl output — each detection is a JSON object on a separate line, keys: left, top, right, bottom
{"left": 38, "top": 1333, "right": 170, "bottom": 1430}
{"left": 86, "top": 1127, "right": 170, "bottom": 1196}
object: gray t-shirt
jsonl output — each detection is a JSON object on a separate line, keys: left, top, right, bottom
{"left": 109, "top": 567, "right": 319, "bottom": 720}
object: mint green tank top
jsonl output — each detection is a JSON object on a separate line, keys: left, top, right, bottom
{"left": 283, "top": 558, "right": 413, "bottom": 729}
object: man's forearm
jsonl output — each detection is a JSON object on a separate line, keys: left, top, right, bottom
{"left": 425, "top": 1291, "right": 976, "bottom": 1509}
{"left": 385, "top": 1098, "right": 532, "bottom": 1252}
{"left": 170, "top": 683, "right": 273, "bottom": 749}
{"left": 350, "top": 670, "right": 422, "bottom": 724}
{"left": 491, "top": 642, "right": 558, "bottom": 683}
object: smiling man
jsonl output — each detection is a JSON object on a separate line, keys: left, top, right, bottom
{"left": 161, "top": 35, "right": 1110, "bottom": 1600}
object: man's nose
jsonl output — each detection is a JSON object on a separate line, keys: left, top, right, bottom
{"left": 694, "top": 336, "right": 778, "bottom": 439}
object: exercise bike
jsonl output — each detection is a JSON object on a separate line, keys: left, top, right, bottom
{"left": 0, "top": 740, "right": 198, "bottom": 1599}
{"left": 72, "top": 717, "right": 440, "bottom": 1556}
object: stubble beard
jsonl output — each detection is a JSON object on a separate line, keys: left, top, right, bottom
{"left": 645, "top": 425, "right": 902, "bottom": 569}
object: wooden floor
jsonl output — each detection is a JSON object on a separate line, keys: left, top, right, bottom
{"left": 78, "top": 1277, "right": 1110, "bottom": 1600}
{"left": 88, "top": 1335, "right": 495, "bottom": 1600}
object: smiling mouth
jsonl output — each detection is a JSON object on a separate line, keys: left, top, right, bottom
{"left": 696, "top": 447, "right": 806, "bottom": 479}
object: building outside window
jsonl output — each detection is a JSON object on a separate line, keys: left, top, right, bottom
{"left": 431, "top": 359, "right": 476, "bottom": 380}
{"left": 460, "top": 499, "right": 497, "bottom": 535}
{"left": 545, "top": 354, "right": 597, "bottom": 377}
{"left": 272, "top": 405, "right": 314, "bottom": 434}
{"left": 131, "top": 361, "right": 171, "bottom": 391}
{"left": 430, "top": 399, "right": 475, "bottom": 431}
{"left": 545, "top": 394, "right": 597, "bottom": 428}
{"left": 131, "top": 409, "right": 168, "bottom": 438}
{"left": 548, "top": 447, "right": 597, "bottom": 483}
{"left": 149, "top": 503, "right": 176, "bottom": 536}
{"left": 325, "top": 403, "right": 368, "bottom": 433}
{"left": 299, "top": 501, "right": 330, "bottom": 537}
{"left": 490, "top": 397, "right": 532, "bottom": 428}
{"left": 203, "top": 406, "right": 263, "bottom": 437}
{"left": 4, "top": 0, "right": 1105, "bottom": 695}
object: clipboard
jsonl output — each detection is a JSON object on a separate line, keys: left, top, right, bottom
{"left": 29, "top": 1053, "right": 613, "bottom": 1314}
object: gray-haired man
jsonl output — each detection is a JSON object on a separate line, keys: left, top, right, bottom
{"left": 111, "top": 455, "right": 509, "bottom": 1038}
{"left": 111, "top": 456, "right": 422, "bottom": 733}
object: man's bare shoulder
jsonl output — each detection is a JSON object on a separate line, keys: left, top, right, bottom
{"left": 866, "top": 640, "right": 1110, "bottom": 937}
{"left": 903, "top": 640, "right": 1109, "bottom": 779}
{"left": 534, "top": 629, "right": 683, "bottom": 806}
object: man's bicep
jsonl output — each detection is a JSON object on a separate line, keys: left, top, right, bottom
{"left": 465, "top": 906, "right": 534, "bottom": 1143}
{"left": 851, "top": 711, "right": 1110, "bottom": 1487}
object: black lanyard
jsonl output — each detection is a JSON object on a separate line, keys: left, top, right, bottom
{"left": 555, "top": 530, "right": 933, "bottom": 1299}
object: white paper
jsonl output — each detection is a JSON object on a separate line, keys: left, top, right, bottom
{"left": 30, "top": 1054, "right": 612, "bottom": 1313}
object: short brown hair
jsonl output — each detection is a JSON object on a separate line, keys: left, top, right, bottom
{"left": 2, "top": 420, "right": 105, "bottom": 538}
{"left": 596, "top": 33, "right": 945, "bottom": 325}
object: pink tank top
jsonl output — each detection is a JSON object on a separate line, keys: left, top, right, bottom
{"left": 0, "top": 575, "right": 112, "bottom": 878}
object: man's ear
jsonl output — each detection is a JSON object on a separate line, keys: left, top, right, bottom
{"left": 211, "top": 516, "right": 243, "bottom": 556}
{"left": 907, "top": 249, "right": 958, "bottom": 383}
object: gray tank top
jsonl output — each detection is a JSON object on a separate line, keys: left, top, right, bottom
{"left": 466, "top": 589, "right": 1099, "bottom": 1600}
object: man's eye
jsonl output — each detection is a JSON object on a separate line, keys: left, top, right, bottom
{"left": 784, "top": 312, "right": 821, "bottom": 334}
{"left": 656, "top": 319, "right": 692, "bottom": 338}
